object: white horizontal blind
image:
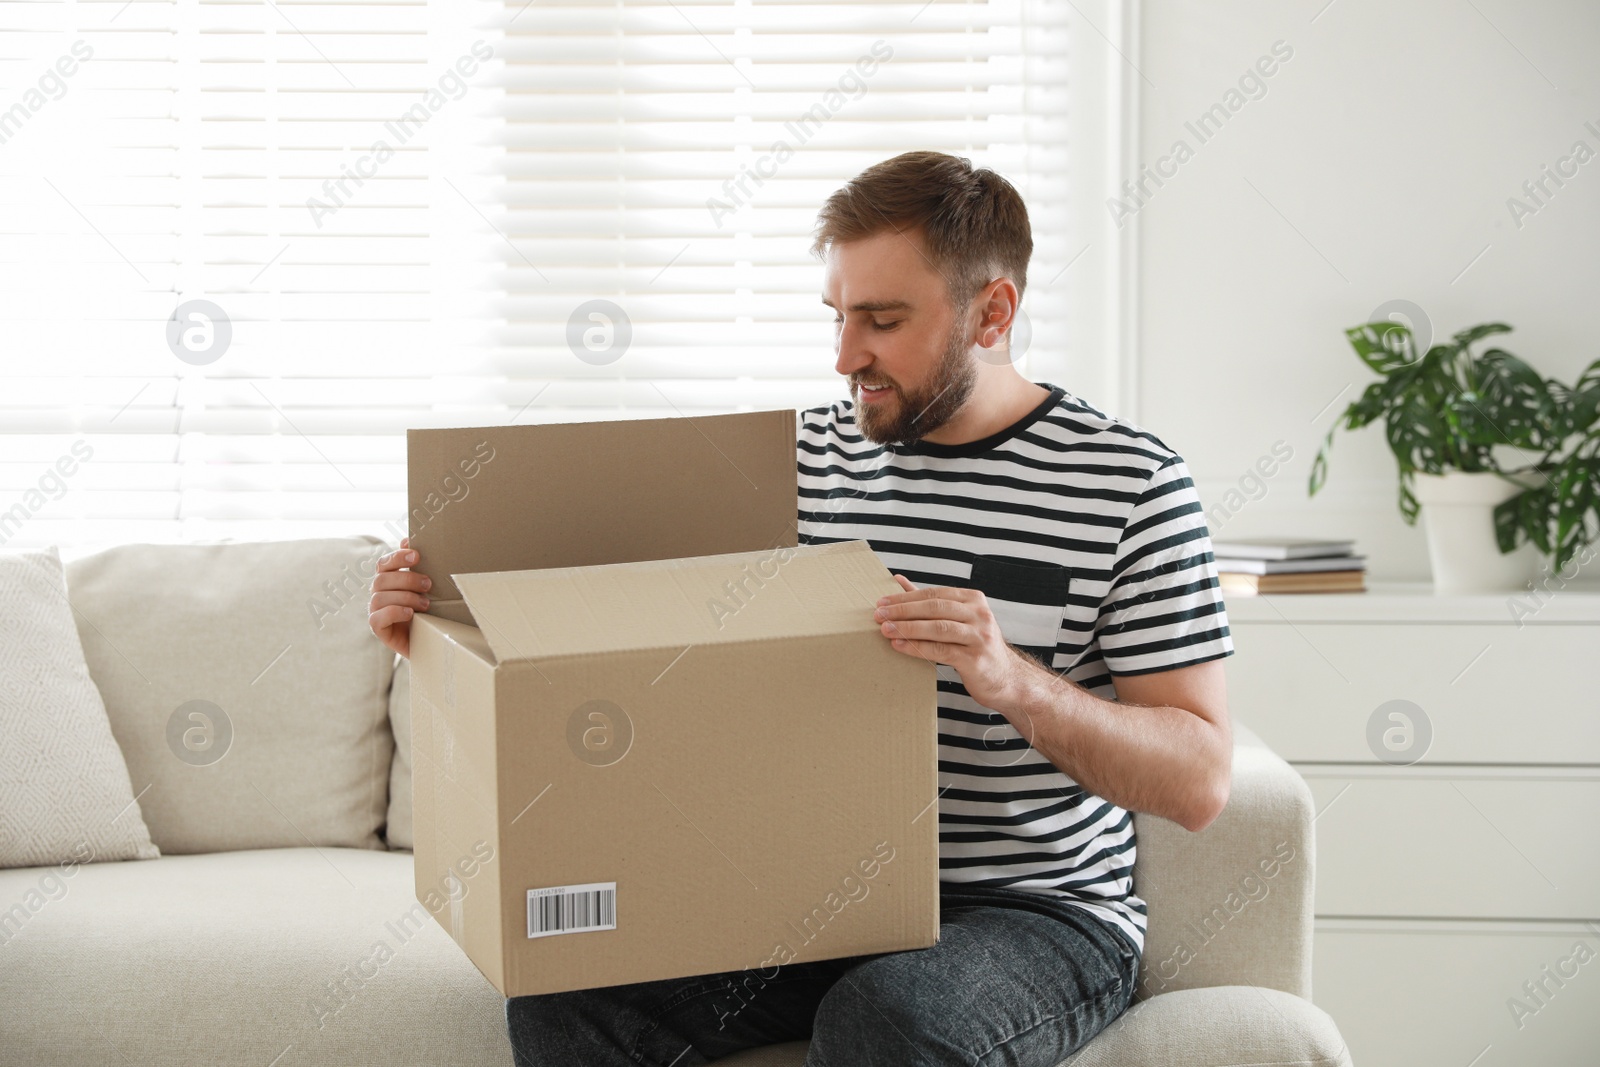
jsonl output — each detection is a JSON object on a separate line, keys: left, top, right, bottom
{"left": 492, "top": 0, "right": 1072, "bottom": 417}
{"left": 0, "top": 0, "right": 1078, "bottom": 552}
{"left": 1, "top": 0, "right": 497, "bottom": 553}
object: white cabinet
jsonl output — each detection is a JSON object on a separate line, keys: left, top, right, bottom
{"left": 1315, "top": 920, "right": 1600, "bottom": 1067}
{"left": 1224, "top": 581, "right": 1600, "bottom": 1067}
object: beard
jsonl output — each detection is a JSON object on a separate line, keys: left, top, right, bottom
{"left": 851, "top": 322, "right": 979, "bottom": 446}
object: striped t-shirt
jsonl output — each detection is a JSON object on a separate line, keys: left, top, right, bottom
{"left": 795, "top": 381, "right": 1235, "bottom": 955}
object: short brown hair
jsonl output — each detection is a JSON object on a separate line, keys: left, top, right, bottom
{"left": 810, "top": 150, "right": 1033, "bottom": 309}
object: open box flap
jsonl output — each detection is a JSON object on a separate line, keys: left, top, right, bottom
{"left": 453, "top": 540, "right": 897, "bottom": 663}
{"left": 407, "top": 409, "right": 799, "bottom": 605}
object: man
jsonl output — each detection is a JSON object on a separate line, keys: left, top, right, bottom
{"left": 369, "top": 150, "right": 1234, "bottom": 1066}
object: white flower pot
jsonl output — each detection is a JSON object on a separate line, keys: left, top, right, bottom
{"left": 1411, "top": 471, "right": 1544, "bottom": 594}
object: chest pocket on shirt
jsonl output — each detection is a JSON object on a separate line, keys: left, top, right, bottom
{"left": 966, "top": 554, "right": 1071, "bottom": 664}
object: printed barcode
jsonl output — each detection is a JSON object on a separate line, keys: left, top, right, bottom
{"left": 527, "top": 881, "right": 617, "bottom": 939}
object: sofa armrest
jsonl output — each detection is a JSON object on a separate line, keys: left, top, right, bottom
{"left": 1129, "top": 720, "right": 1315, "bottom": 1002}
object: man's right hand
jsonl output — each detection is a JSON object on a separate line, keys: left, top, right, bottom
{"left": 369, "top": 536, "right": 431, "bottom": 659}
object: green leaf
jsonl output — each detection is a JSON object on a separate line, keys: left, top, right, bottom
{"left": 1308, "top": 425, "right": 1338, "bottom": 496}
{"left": 1398, "top": 476, "right": 1420, "bottom": 525}
{"left": 1449, "top": 322, "right": 1513, "bottom": 349}
{"left": 1574, "top": 357, "right": 1600, "bottom": 394}
{"left": 1558, "top": 358, "right": 1600, "bottom": 438}
{"left": 1490, "top": 477, "right": 1554, "bottom": 559}
{"left": 1346, "top": 322, "right": 1419, "bottom": 376}
{"left": 1548, "top": 460, "right": 1600, "bottom": 572}
{"left": 1386, "top": 392, "right": 1451, "bottom": 474}
{"left": 1563, "top": 460, "right": 1600, "bottom": 571}
{"left": 1493, "top": 494, "right": 1526, "bottom": 554}
{"left": 1439, "top": 392, "right": 1475, "bottom": 450}
{"left": 1513, "top": 480, "right": 1555, "bottom": 556}
{"left": 1343, "top": 381, "right": 1390, "bottom": 431}
{"left": 1467, "top": 348, "right": 1560, "bottom": 451}
{"left": 1408, "top": 341, "right": 1468, "bottom": 406}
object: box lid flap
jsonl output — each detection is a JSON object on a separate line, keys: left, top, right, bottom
{"left": 453, "top": 540, "right": 895, "bottom": 662}
{"left": 407, "top": 409, "right": 798, "bottom": 605}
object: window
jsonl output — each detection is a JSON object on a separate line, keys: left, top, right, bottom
{"left": 0, "top": 0, "right": 1132, "bottom": 552}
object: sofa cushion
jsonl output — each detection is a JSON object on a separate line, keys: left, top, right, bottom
{"left": 385, "top": 656, "right": 413, "bottom": 850}
{"left": 0, "top": 847, "right": 512, "bottom": 1066}
{"left": 1063, "top": 985, "right": 1352, "bottom": 1066}
{"left": 0, "top": 849, "right": 1351, "bottom": 1067}
{"left": 0, "top": 547, "right": 159, "bottom": 868}
{"left": 65, "top": 537, "right": 395, "bottom": 853}
{"left": 714, "top": 987, "right": 1352, "bottom": 1067}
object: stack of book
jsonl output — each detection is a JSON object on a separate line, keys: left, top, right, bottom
{"left": 1210, "top": 538, "right": 1366, "bottom": 595}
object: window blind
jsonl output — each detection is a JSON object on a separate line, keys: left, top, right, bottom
{"left": 0, "top": 0, "right": 1087, "bottom": 553}
{"left": 493, "top": 0, "right": 1072, "bottom": 418}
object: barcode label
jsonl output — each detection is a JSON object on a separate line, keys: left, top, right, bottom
{"left": 527, "top": 882, "right": 617, "bottom": 939}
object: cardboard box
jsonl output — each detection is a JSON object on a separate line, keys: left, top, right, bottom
{"left": 406, "top": 410, "right": 940, "bottom": 997}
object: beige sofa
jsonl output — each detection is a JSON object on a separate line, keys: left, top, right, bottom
{"left": 0, "top": 537, "right": 1353, "bottom": 1066}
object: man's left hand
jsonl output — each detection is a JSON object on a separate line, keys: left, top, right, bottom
{"left": 874, "top": 574, "right": 1031, "bottom": 713}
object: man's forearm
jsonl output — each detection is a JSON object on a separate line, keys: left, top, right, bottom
{"left": 993, "top": 657, "right": 1230, "bottom": 832}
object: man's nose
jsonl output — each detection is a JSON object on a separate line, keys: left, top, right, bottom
{"left": 834, "top": 321, "right": 871, "bottom": 378}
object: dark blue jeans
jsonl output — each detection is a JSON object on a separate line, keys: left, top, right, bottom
{"left": 505, "top": 883, "right": 1140, "bottom": 1067}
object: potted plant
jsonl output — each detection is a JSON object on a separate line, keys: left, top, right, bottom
{"left": 1309, "top": 320, "right": 1600, "bottom": 593}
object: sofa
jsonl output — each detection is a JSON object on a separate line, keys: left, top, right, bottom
{"left": 0, "top": 536, "right": 1353, "bottom": 1066}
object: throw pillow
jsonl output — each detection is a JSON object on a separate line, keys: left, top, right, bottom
{"left": 65, "top": 537, "right": 395, "bottom": 854}
{"left": 0, "top": 547, "right": 159, "bottom": 868}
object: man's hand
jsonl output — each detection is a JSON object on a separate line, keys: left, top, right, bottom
{"left": 873, "top": 574, "right": 1030, "bottom": 713}
{"left": 369, "top": 536, "right": 432, "bottom": 659}
{"left": 875, "top": 573, "right": 1233, "bottom": 830}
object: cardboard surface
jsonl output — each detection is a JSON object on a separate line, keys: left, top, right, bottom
{"left": 406, "top": 409, "right": 799, "bottom": 605}
{"left": 406, "top": 411, "right": 940, "bottom": 997}
{"left": 454, "top": 539, "right": 899, "bottom": 662}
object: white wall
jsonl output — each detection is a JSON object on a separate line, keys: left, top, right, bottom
{"left": 1132, "top": 0, "right": 1600, "bottom": 579}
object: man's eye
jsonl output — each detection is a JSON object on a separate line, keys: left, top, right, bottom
{"left": 829, "top": 315, "right": 898, "bottom": 331}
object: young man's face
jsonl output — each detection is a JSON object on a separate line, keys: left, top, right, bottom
{"left": 821, "top": 228, "right": 979, "bottom": 445}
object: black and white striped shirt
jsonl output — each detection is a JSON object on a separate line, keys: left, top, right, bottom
{"left": 795, "top": 381, "right": 1234, "bottom": 955}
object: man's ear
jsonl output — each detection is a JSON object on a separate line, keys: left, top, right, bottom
{"left": 975, "top": 277, "right": 1020, "bottom": 351}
